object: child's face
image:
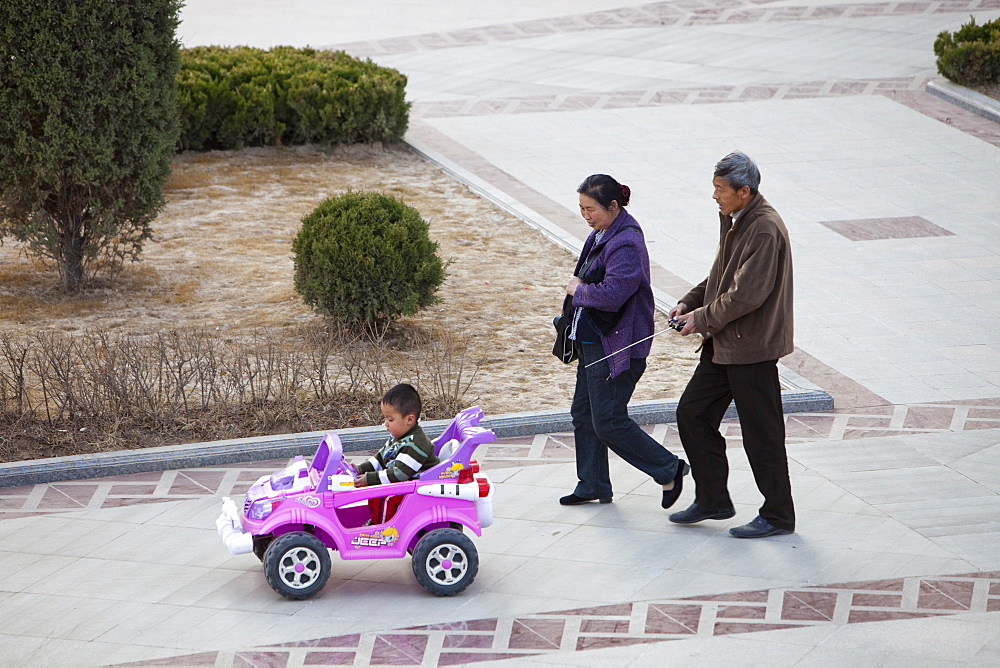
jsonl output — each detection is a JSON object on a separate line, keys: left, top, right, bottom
{"left": 381, "top": 403, "right": 416, "bottom": 440}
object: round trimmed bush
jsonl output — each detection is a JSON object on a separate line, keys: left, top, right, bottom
{"left": 292, "top": 191, "right": 446, "bottom": 329}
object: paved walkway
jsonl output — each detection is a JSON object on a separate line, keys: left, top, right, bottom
{"left": 3, "top": 0, "right": 1000, "bottom": 665}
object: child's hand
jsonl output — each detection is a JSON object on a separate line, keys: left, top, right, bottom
{"left": 354, "top": 474, "right": 368, "bottom": 488}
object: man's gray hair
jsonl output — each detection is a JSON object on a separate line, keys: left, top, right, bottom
{"left": 714, "top": 151, "right": 760, "bottom": 194}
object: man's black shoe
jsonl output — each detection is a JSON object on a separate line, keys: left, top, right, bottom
{"left": 560, "top": 493, "right": 612, "bottom": 506}
{"left": 668, "top": 503, "right": 736, "bottom": 524}
{"left": 661, "top": 460, "right": 689, "bottom": 509}
{"left": 729, "top": 515, "right": 793, "bottom": 538}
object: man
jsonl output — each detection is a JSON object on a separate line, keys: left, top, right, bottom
{"left": 668, "top": 151, "right": 795, "bottom": 538}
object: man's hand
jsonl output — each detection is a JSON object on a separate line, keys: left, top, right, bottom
{"left": 354, "top": 474, "right": 368, "bottom": 488}
{"left": 671, "top": 305, "right": 699, "bottom": 337}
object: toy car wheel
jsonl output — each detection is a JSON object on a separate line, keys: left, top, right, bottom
{"left": 411, "top": 528, "right": 478, "bottom": 596}
{"left": 263, "top": 532, "right": 331, "bottom": 600}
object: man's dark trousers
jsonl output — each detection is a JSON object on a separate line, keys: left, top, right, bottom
{"left": 676, "top": 338, "right": 795, "bottom": 531}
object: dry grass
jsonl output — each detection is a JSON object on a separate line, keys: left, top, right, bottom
{"left": 0, "top": 144, "right": 700, "bottom": 462}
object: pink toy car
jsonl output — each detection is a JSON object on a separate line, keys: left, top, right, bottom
{"left": 217, "top": 407, "right": 496, "bottom": 599}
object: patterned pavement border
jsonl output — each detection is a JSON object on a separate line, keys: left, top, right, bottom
{"left": 3, "top": 400, "right": 998, "bottom": 521}
{"left": 333, "top": 0, "right": 1000, "bottom": 56}
{"left": 112, "top": 571, "right": 1000, "bottom": 666}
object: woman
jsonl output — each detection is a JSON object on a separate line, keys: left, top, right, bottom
{"left": 559, "top": 174, "right": 688, "bottom": 508}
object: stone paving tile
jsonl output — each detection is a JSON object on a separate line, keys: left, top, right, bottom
{"left": 820, "top": 216, "right": 955, "bottom": 241}
{"left": 111, "top": 571, "right": 1000, "bottom": 667}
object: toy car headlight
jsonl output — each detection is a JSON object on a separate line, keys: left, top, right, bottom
{"left": 247, "top": 498, "right": 274, "bottom": 520}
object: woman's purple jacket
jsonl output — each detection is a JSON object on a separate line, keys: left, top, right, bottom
{"left": 565, "top": 208, "right": 655, "bottom": 379}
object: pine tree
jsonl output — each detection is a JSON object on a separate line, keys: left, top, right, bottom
{"left": 0, "top": 0, "right": 182, "bottom": 291}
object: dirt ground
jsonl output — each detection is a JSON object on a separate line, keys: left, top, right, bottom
{"left": 0, "top": 144, "right": 700, "bottom": 422}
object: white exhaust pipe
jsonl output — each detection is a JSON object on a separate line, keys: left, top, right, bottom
{"left": 216, "top": 497, "right": 254, "bottom": 556}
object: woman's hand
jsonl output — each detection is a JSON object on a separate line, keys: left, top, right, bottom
{"left": 566, "top": 276, "right": 582, "bottom": 296}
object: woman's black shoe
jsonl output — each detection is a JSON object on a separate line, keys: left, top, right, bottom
{"left": 560, "top": 493, "right": 612, "bottom": 506}
{"left": 661, "top": 460, "right": 689, "bottom": 509}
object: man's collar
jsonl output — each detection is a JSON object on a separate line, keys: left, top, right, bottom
{"left": 728, "top": 192, "right": 762, "bottom": 226}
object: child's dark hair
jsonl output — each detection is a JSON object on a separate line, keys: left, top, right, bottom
{"left": 381, "top": 383, "right": 422, "bottom": 419}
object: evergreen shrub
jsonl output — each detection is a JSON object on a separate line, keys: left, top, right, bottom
{"left": 934, "top": 16, "right": 1000, "bottom": 87}
{"left": 292, "top": 191, "right": 446, "bottom": 329}
{"left": 177, "top": 46, "right": 410, "bottom": 150}
{"left": 0, "top": 0, "right": 181, "bottom": 292}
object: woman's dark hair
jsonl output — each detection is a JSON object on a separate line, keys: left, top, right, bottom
{"left": 577, "top": 174, "right": 630, "bottom": 209}
{"left": 381, "top": 382, "right": 421, "bottom": 419}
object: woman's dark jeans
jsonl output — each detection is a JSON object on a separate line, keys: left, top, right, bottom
{"left": 570, "top": 342, "right": 681, "bottom": 499}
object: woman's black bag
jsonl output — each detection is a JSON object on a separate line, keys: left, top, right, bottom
{"left": 552, "top": 313, "right": 578, "bottom": 364}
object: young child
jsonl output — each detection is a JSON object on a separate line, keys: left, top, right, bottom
{"left": 355, "top": 383, "right": 440, "bottom": 524}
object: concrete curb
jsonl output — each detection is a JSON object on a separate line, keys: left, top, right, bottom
{"left": 0, "top": 379, "right": 832, "bottom": 488}
{"left": 926, "top": 79, "right": 1000, "bottom": 124}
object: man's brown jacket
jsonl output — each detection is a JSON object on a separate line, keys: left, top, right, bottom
{"left": 681, "top": 192, "right": 794, "bottom": 365}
